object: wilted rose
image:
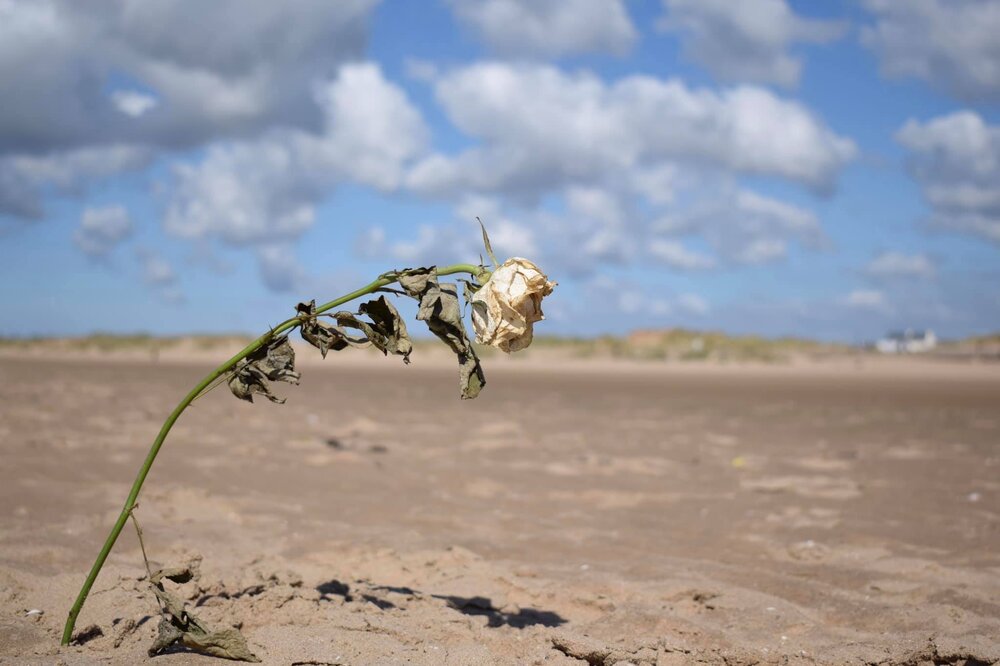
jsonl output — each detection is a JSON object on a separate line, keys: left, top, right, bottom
{"left": 471, "top": 258, "right": 556, "bottom": 353}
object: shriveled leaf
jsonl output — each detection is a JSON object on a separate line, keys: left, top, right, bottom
{"left": 396, "top": 267, "right": 437, "bottom": 299}
{"left": 228, "top": 335, "right": 299, "bottom": 404}
{"left": 398, "top": 267, "right": 485, "bottom": 399}
{"left": 151, "top": 582, "right": 187, "bottom": 620}
{"left": 228, "top": 366, "right": 284, "bottom": 404}
{"left": 357, "top": 296, "right": 412, "bottom": 363}
{"left": 255, "top": 336, "right": 299, "bottom": 384}
{"left": 150, "top": 561, "right": 200, "bottom": 586}
{"left": 180, "top": 627, "right": 259, "bottom": 662}
{"left": 296, "top": 300, "right": 349, "bottom": 358}
{"left": 477, "top": 217, "right": 499, "bottom": 268}
{"left": 148, "top": 562, "right": 259, "bottom": 662}
{"left": 150, "top": 618, "right": 184, "bottom": 654}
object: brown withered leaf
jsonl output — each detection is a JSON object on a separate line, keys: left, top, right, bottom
{"left": 357, "top": 295, "right": 412, "bottom": 362}
{"left": 148, "top": 563, "right": 259, "bottom": 662}
{"left": 296, "top": 300, "right": 349, "bottom": 357}
{"left": 228, "top": 335, "right": 300, "bottom": 404}
{"left": 298, "top": 298, "right": 405, "bottom": 361}
{"left": 398, "top": 267, "right": 485, "bottom": 399}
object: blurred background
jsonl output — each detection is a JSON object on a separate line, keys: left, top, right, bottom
{"left": 0, "top": 0, "right": 998, "bottom": 348}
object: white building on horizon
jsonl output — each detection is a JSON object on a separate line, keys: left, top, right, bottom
{"left": 876, "top": 329, "right": 937, "bottom": 354}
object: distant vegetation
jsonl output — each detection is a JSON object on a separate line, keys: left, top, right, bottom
{"left": 3, "top": 329, "right": 997, "bottom": 362}
{"left": 0, "top": 333, "right": 252, "bottom": 353}
{"left": 521, "top": 329, "right": 851, "bottom": 363}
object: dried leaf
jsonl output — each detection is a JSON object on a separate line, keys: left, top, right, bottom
{"left": 228, "top": 335, "right": 300, "bottom": 404}
{"left": 181, "top": 627, "right": 259, "bottom": 662}
{"left": 298, "top": 298, "right": 406, "bottom": 361}
{"left": 398, "top": 267, "right": 485, "bottom": 399}
{"left": 357, "top": 296, "right": 412, "bottom": 363}
{"left": 148, "top": 562, "right": 259, "bottom": 662}
{"left": 477, "top": 217, "right": 499, "bottom": 268}
{"left": 150, "top": 560, "right": 200, "bottom": 586}
{"left": 150, "top": 618, "right": 184, "bottom": 654}
{"left": 296, "top": 300, "right": 350, "bottom": 357}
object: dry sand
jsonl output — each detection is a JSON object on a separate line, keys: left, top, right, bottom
{"left": 0, "top": 353, "right": 998, "bottom": 665}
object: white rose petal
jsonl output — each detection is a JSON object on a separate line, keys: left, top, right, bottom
{"left": 471, "top": 258, "right": 556, "bottom": 353}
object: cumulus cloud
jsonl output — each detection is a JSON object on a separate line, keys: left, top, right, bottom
{"left": 74, "top": 205, "right": 133, "bottom": 257}
{"left": 584, "top": 275, "right": 674, "bottom": 318}
{"left": 448, "top": 0, "right": 636, "bottom": 58}
{"left": 111, "top": 90, "right": 159, "bottom": 118}
{"left": 659, "top": 0, "right": 846, "bottom": 86}
{"left": 896, "top": 111, "right": 1000, "bottom": 245}
{"left": 862, "top": 0, "right": 1000, "bottom": 103}
{"left": 0, "top": 0, "right": 377, "bottom": 153}
{"left": 406, "top": 62, "right": 856, "bottom": 199}
{"left": 865, "top": 251, "right": 936, "bottom": 279}
{"left": 653, "top": 188, "right": 824, "bottom": 266}
{"left": 164, "top": 63, "right": 428, "bottom": 288}
{"left": 648, "top": 240, "right": 716, "bottom": 271}
{"left": 0, "top": 0, "right": 378, "bottom": 220}
{"left": 135, "top": 247, "right": 176, "bottom": 286}
{"left": 0, "top": 144, "right": 151, "bottom": 220}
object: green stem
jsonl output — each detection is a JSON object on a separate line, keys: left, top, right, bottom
{"left": 61, "top": 263, "right": 486, "bottom": 645}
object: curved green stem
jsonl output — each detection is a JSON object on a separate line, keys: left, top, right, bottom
{"left": 61, "top": 263, "right": 487, "bottom": 645}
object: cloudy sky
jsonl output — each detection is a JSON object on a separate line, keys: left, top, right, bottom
{"left": 1, "top": 0, "right": 998, "bottom": 341}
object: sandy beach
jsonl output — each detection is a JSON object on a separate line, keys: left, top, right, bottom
{"left": 1, "top": 353, "right": 998, "bottom": 665}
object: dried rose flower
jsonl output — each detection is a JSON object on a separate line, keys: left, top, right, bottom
{"left": 471, "top": 257, "right": 556, "bottom": 353}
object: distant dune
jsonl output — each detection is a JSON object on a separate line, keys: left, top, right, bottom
{"left": 1, "top": 329, "right": 998, "bottom": 366}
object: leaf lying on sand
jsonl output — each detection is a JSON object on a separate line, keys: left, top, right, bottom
{"left": 148, "top": 562, "right": 259, "bottom": 662}
{"left": 228, "top": 335, "right": 300, "bottom": 404}
{"left": 398, "top": 267, "right": 485, "bottom": 400}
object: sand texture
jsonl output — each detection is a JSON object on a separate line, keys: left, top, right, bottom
{"left": 0, "top": 355, "right": 998, "bottom": 665}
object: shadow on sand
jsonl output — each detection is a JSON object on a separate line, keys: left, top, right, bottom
{"left": 316, "top": 579, "right": 567, "bottom": 629}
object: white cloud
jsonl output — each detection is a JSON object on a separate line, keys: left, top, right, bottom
{"left": 163, "top": 64, "right": 429, "bottom": 288}
{"left": 585, "top": 275, "right": 673, "bottom": 318}
{"left": 653, "top": 187, "right": 824, "bottom": 266}
{"left": 356, "top": 216, "right": 538, "bottom": 270}
{"left": 896, "top": 111, "right": 1000, "bottom": 245}
{"left": 579, "top": 276, "right": 714, "bottom": 322}
{"left": 865, "top": 251, "right": 936, "bottom": 279}
{"left": 406, "top": 62, "right": 856, "bottom": 198}
{"left": 111, "top": 90, "right": 158, "bottom": 117}
{"left": 448, "top": 0, "right": 636, "bottom": 58}
{"left": 136, "top": 248, "right": 176, "bottom": 285}
{"left": 0, "top": 0, "right": 379, "bottom": 220}
{"left": 0, "top": 0, "right": 378, "bottom": 153}
{"left": 843, "top": 289, "right": 887, "bottom": 309}
{"left": 0, "top": 144, "right": 151, "bottom": 218}
{"left": 296, "top": 64, "right": 429, "bottom": 191}
{"left": 648, "top": 240, "right": 716, "bottom": 270}
{"left": 659, "top": 0, "right": 846, "bottom": 86}
{"left": 862, "top": 0, "right": 1000, "bottom": 103}
{"left": 355, "top": 223, "right": 481, "bottom": 268}
{"left": 74, "top": 205, "right": 132, "bottom": 257}
{"left": 165, "top": 139, "right": 317, "bottom": 245}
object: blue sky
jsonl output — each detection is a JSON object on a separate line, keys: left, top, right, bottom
{"left": 1, "top": 0, "right": 998, "bottom": 342}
